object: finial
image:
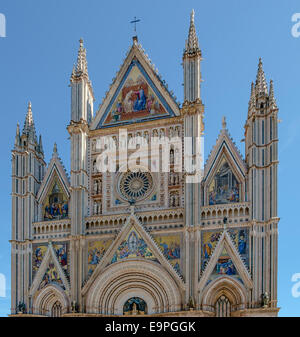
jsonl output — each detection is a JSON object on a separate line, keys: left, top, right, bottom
{"left": 184, "top": 9, "right": 200, "bottom": 54}
{"left": 132, "top": 35, "right": 138, "bottom": 44}
{"left": 22, "top": 101, "right": 37, "bottom": 142}
{"left": 269, "top": 79, "right": 277, "bottom": 108}
{"left": 74, "top": 38, "right": 88, "bottom": 76}
{"left": 191, "top": 9, "right": 195, "bottom": 23}
{"left": 222, "top": 116, "right": 226, "bottom": 129}
{"left": 53, "top": 142, "right": 57, "bottom": 154}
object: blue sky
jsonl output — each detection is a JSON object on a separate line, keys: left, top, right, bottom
{"left": 0, "top": 0, "right": 299, "bottom": 316}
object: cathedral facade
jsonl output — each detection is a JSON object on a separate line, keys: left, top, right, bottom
{"left": 10, "top": 12, "right": 279, "bottom": 317}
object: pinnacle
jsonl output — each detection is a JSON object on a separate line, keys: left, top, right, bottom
{"left": 22, "top": 101, "right": 37, "bottom": 142}
{"left": 255, "top": 58, "right": 268, "bottom": 96}
{"left": 269, "top": 79, "right": 277, "bottom": 108}
{"left": 184, "top": 9, "right": 200, "bottom": 54}
{"left": 53, "top": 142, "right": 58, "bottom": 156}
{"left": 222, "top": 116, "right": 227, "bottom": 129}
{"left": 74, "top": 38, "right": 88, "bottom": 76}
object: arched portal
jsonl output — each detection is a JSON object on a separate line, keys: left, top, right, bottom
{"left": 32, "top": 284, "right": 69, "bottom": 316}
{"left": 200, "top": 276, "right": 247, "bottom": 316}
{"left": 85, "top": 259, "right": 182, "bottom": 315}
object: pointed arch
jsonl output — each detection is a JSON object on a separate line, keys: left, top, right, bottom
{"left": 32, "top": 284, "right": 70, "bottom": 316}
{"left": 200, "top": 276, "right": 248, "bottom": 315}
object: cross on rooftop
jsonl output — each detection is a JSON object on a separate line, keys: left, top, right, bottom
{"left": 130, "top": 16, "right": 141, "bottom": 33}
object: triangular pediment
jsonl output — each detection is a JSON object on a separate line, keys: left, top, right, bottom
{"left": 203, "top": 127, "right": 246, "bottom": 205}
{"left": 82, "top": 207, "right": 185, "bottom": 295}
{"left": 204, "top": 129, "right": 246, "bottom": 181}
{"left": 109, "top": 226, "right": 158, "bottom": 264}
{"left": 199, "top": 230, "right": 252, "bottom": 291}
{"left": 30, "top": 243, "right": 70, "bottom": 296}
{"left": 91, "top": 42, "right": 180, "bottom": 130}
{"left": 37, "top": 151, "right": 70, "bottom": 221}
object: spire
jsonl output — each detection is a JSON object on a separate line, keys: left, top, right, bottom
{"left": 255, "top": 58, "right": 268, "bottom": 96}
{"left": 14, "top": 123, "right": 20, "bottom": 147}
{"left": 184, "top": 9, "right": 201, "bottom": 55}
{"left": 269, "top": 79, "right": 277, "bottom": 108}
{"left": 53, "top": 142, "right": 58, "bottom": 156}
{"left": 75, "top": 38, "right": 88, "bottom": 75}
{"left": 248, "top": 81, "right": 256, "bottom": 111}
{"left": 38, "top": 134, "right": 44, "bottom": 154}
{"left": 22, "top": 101, "right": 37, "bottom": 143}
{"left": 222, "top": 116, "right": 227, "bottom": 129}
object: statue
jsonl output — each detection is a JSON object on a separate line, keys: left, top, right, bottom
{"left": 71, "top": 301, "right": 78, "bottom": 313}
{"left": 17, "top": 301, "right": 26, "bottom": 314}
{"left": 132, "top": 302, "right": 138, "bottom": 315}
{"left": 93, "top": 180, "right": 98, "bottom": 194}
{"left": 262, "top": 292, "right": 269, "bottom": 308}
{"left": 187, "top": 296, "right": 195, "bottom": 310}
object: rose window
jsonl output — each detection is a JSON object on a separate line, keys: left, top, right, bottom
{"left": 119, "top": 171, "right": 153, "bottom": 201}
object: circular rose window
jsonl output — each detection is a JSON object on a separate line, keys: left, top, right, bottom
{"left": 119, "top": 171, "right": 153, "bottom": 202}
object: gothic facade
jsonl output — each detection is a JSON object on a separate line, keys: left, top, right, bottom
{"left": 10, "top": 11, "right": 279, "bottom": 317}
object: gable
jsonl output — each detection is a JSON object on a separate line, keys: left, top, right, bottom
{"left": 207, "top": 157, "right": 240, "bottom": 205}
{"left": 41, "top": 172, "right": 69, "bottom": 221}
{"left": 30, "top": 242, "right": 70, "bottom": 296}
{"left": 199, "top": 230, "right": 252, "bottom": 291}
{"left": 97, "top": 59, "right": 176, "bottom": 128}
{"left": 39, "top": 259, "right": 65, "bottom": 291}
{"left": 82, "top": 209, "right": 185, "bottom": 295}
{"left": 201, "top": 228, "right": 249, "bottom": 272}
{"left": 33, "top": 242, "right": 69, "bottom": 279}
{"left": 109, "top": 226, "right": 158, "bottom": 264}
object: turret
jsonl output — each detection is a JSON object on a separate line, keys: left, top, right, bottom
{"left": 244, "top": 58, "right": 279, "bottom": 309}
{"left": 245, "top": 58, "right": 279, "bottom": 221}
{"left": 181, "top": 10, "right": 205, "bottom": 309}
{"left": 11, "top": 102, "right": 45, "bottom": 313}
{"left": 67, "top": 39, "right": 94, "bottom": 308}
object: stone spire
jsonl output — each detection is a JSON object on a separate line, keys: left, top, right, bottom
{"left": 73, "top": 38, "right": 88, "bottom": 77}
{"left": 14, "top": 122, "right": 20, "bottom": 147}
{"left": 248, "top": 81, "right": 256, "bottom": 113}
{"left": 22, "top": 101, "right": 37, "bottom": 143}
{"left": 269, "top": 79, "right": 277, "bottom": 108}
{"left": 222, "top": 116, "right": 227, "bottom": 129}
{"left": 255, "top": 58, "right": 268, "bottom": 96}
{"left": 38, "top": 134, "right": 44, "bottom": 154}
{"left": 184, "top": 9, "right": 201, "bottom": 55}
{"left": 53, "top": 142, "right": 58, "bottom": 156}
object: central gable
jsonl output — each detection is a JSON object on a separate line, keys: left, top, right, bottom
{"left": 98, "top": 59, "right": 175, "bottom": 128}
{"left": 91, "top": 41, "right": 180, "bottom": 130}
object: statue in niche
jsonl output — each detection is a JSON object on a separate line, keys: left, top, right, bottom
{"left": 262, "top": 292, "right": 269, "bottom": 308}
